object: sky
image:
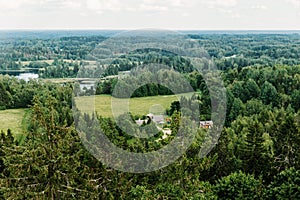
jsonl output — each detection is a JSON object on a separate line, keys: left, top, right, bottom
{"left": 0, "top": 0, "right": 300, "bottom": 30}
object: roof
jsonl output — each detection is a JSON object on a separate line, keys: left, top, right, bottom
{"left": 200, "top": 121, "right": 214, "bottom": 129}
{"left": 135, "top": 119, "right": 145, "bottom": 126}
{"left": 200, "top": 120, "right": 213, "bottom": 124}
{"left": 147, "top": 113, "right": 154, "bottom": 118}
{"left": 153, "top": 115, "right": 164, "bottom": 123}
{"left": 146, "top": 113, "right": 164, "bottom": 124}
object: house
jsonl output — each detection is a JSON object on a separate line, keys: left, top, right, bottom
{"left": 135, "top": 114, "right": 165, "bottom": 126}
{"left": 200, "top": 121, "right": 213, "bottom": 129}
{"left": 147, "top": 113, "right": 164, "bottom": 125}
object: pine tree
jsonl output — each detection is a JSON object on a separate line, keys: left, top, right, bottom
{"left": 1, "top": 85, "right": 96, "bottom": 199}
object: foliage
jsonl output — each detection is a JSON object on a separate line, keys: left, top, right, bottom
{"left": 0, "top": 32, "right": 300, "bottom": 199}
{"left": 265, "top": 167, "right": 300, "bottom": 200}
{"left": 1, "top": 84, "right": 95, "bottom": 199}
{"left": 0, "top": 75, "right": 41, "bottom": 110}
{"left": 214, "top": 171, "right": 263, "bottom": 200}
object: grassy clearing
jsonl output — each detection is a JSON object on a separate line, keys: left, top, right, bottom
{"left": 20, "top": 59, "right": 96, "bottom": 66}
{"left": 0, "top": 109, "right": 27, "bottom": 135}
{"left": 43, "top": 78, "right": 77, "bottom": 83}
{"left": 75, "top": 93, "right": 197, "bottom": 118}
{"left": 20, "top": 59, "right": 75, "bottom": 66}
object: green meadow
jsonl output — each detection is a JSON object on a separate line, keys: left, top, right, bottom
{"left": 0, "top": 93, "right": 196, "bottom": 137}
{"left": 75, "top": 93, "right": 196, "bottom": 118}
{"left": 0, "top": 109, "right": 28, "bottom": 137}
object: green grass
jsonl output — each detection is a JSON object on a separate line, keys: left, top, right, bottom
{"left": 0, "top": 109, "right": 27, "bottom": 135}
{"left": 0, "top": 93, "right": 196, "bottom": 137}
{"left": 75, "top": 93, "right": 197, "bottom": 118}
{"left": 20, "top": 59, "right": 96, "bottom": 66}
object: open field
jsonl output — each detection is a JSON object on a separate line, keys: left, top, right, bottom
{"left": 20, "top": 59, "right": 97, "bottom": 66}
{"left": 75, "top": 93, "right": 197, "bottom": 118}
{"left": 0, "top": 94, "right": 196, "bottom": 137}
{"left": 0, "top": 109, "right": 27, "bottom": 135}
{"left": 20, "top": 59, "right": 75, "bottom": 66}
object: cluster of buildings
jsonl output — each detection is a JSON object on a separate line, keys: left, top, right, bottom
{"left": 135, "top": 113, "right": 214, "bottom": 142}
{"left": 135, "top": 113, "right": 166, "bottom": 126}
{"left": 135, "top": 113, "right": 213, "bottom": 129}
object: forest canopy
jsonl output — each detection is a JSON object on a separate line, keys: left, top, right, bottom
{"left": 0, "top": 31, "right": 300, "bottom": 199}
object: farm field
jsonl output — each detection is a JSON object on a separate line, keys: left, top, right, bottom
{"left": 0, "top": 93, "right": 197, "bottom": 137}
{"left": 0, "top": 109, "right": 27, "bottom": 136}
{"left": 19, "top": 59, "right": 97, "bottom": 66}
{"left": 75, "top": 93, "right": 197, "bottom": 118}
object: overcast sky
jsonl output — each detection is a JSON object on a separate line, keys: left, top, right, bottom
{"left": 0, "top": 0, "right": 300, "bottom": 30}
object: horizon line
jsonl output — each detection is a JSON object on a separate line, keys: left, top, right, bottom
{"left": 0, "top": 28, "right": 300, "bottom": 31}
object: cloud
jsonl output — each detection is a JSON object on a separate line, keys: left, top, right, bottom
{"left": 139, "top": 4, "right": 168, "bottom": 12}
{"left": 0, "top": 0, "right": 190, "bottom": 16}
{"left": 138, "top": 0, "right": 187, "bottom": 12}
{"left": 0, "top": 0, "right": 84, "bottom": 13}
{"left": 0, "top": 0, "right": 40, "bottom": 16}
{"left": 142, "top": 0, "right": 184, "bottom": 7}
{"left": 0, "top": 0, "right": 34, "bottom": 10}
{"left": 286, "top": 0, "right": 300, "bottom": 6}
{"left": 85, "top": 0, "right": 121, "bottom": 12}
{"left": 200, "top": 0, "right": 238, "bottom": 8}
{"left": 0, "top": 0, "right": 299, "bottom": 30}
{"left": 251, "top": 4, "right": 268, "bottom": 10}
{"left": 165, "top": 0, "right": 185, "bottom": 7}
{"left": 37, "top": 0, "right": 84, "bottom": 11}
{"left": 84, "top": 0, "right": 171, "bottom": 13}
{"left": 218, "top": 8, "right": 241, "bottom": 18}
{"left": 61, "top": 1, "right": 82, "bottom": 9}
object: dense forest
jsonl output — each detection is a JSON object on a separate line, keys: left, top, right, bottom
{"left": 0, "top": 31, "right": 300, "bottom": 199}
{"left": 1, "top": 33, "right": 300, "bottom": 78}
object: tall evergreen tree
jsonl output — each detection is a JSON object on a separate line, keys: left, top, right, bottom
{"left": 1, "top": 85, "right": 96, "bottom": 199}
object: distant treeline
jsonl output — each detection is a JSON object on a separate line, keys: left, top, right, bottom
{"left": 0, "top": 34, "right": 300, "bottom": 73}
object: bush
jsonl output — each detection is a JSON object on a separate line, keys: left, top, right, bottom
{"left": 214, "top": 171, "right": 262, "bottom": 200}
{"left": 265, "top": 167, "right": 300, "bottom": 200}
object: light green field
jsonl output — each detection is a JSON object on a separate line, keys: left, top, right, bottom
{"left": 0, "top": 94, "right": 196, "bottom": 135}
{"left": 20, "top": 59, "right": 96, "bottom": 66}
{"left": 75, "top": 93, "right": 197, "bottom": 118}
{"left": 0, "top": 109, "right": 27, "bottom": 135}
